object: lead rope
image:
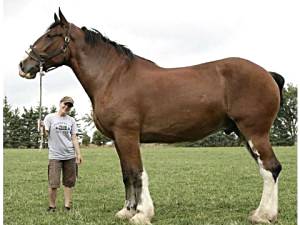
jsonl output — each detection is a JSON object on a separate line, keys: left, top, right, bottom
{"left": 38, "top": 63, "right": 45, "bottom": 150}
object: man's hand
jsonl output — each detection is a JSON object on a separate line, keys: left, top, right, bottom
{"left": 76, "top": 154, "right": 83, "bottom": 165}
{"left": 38, "top": 119, "right": 44, "bottom": 129}
{"left": 72, "top": 134, "right": 82, "bottom": 165}
{"left": 38, "top": 119, "right": 47, "bottom": 136}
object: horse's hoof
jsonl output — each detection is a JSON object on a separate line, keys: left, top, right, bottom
{"left": 248, "top": 210, "right": 277, "bottom": 224}
{"left": 115, "top": 208, "right": 136, "bottom": 220}
{"left": 130, "top": 212, "right": 152, "bottom": 225}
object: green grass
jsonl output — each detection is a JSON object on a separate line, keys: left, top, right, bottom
{"left": 4, "top": 146, "right": 296, "bottom": 225}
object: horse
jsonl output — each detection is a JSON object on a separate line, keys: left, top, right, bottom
{"left": 19, "top": 9, "right": 284, "bottom": 225}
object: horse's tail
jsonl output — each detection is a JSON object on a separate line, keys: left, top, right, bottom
{"left": 269, "top": 71, "right": 285, "bottom": 107}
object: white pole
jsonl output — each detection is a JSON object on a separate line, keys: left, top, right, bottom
{"left": 38, "top": 64, "right": 44, "bottom": 150}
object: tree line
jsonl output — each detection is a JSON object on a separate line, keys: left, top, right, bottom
{"left": 3, "top": 97, "right": 111, "bottom": 148}
{"left": 3, "top": 84, "right": 297, "bottom": 148}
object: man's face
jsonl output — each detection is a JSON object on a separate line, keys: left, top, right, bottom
{"left": 60, "top": 102, "right": 73, "bottom": 114}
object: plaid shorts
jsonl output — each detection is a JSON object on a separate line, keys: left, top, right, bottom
{"left": 48, "top": 158, "right": 76, "bottom": 188}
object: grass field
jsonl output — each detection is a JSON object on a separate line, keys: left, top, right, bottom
{"left": 4, "top": 146, "right": 296, "bottom": 225}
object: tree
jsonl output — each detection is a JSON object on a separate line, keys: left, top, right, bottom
{"left": 50, "top": 105, "right": 57, "bottom": 113}
{"left": 271, "top": 84, "right": 297, "bottom": 145}
{"left": 82, "top": 108, "right": 95, "bottom": 129}
{"left": 18, "top": 105, "right": 49, "bottom": 148}
{"left": 3, "top": 97, "right": 50, "bottom": 149}
{"left": 3, "top": 96, "right": 14, "bottom": 148}
{"left": 20, "top": 107, "right": 39, "bottom": 148}
{"left": 82, "top": 108, "right": 112, "bottom": 146}
{"left": 82, "top": 107, "right": 112, "bottom": 146}
{"left": 177, "top": 131, "right": 241, "bottom": 147}
{"left": 82, "top": 131, "right": 91, "bottom": 146}
{"left": 92, "top": 130, "right": 111, "bottom": 146}
{"left": 68, "top": 108, "right": 84, "bottom": 144}
{"left": 8, "top": 108, "right": 23, "bottom": 148}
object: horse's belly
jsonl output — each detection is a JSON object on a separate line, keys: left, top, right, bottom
{"left": 140, "top": 130, "right": 214, "bottom": 143}
{"left": 140, "top": 111, "right": 227, "bottom": 143}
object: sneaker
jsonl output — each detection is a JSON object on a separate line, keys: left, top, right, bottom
{"left": 47, "top": 207, "right": 56, "bottom": 212}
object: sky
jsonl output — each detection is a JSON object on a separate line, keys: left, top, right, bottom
{"left": 3, "top": 0, "right": 300, "bottom": 120}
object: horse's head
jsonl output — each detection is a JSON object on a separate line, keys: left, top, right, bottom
{"left": 19, "top": 8, "right": 71, "bottom": 79}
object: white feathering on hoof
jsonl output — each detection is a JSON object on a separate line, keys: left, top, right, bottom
{"left": 115, "top": 207, "right": 136, "bottom": 220}
{"left": 130, "top": 169, "right": 154, "bottom": 225}
{"left": 130, "top": 213, "right": 152, "bottom": 225}
{"left": 138, "top": 170, "right": 154, "bottom": 218}
{"left": 116, "top": 169, "right": 154, "bottom": 224}
{"left": 249, "top": 158, "right": 279, "bottom": 223}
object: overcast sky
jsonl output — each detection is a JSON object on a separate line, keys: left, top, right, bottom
{"left": 3, "top": 0, "right": 300, "bottom": 118}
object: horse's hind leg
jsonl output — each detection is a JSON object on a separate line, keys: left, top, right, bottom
{"left": 113, "top": 128, "right": 154, "bottom": 225}
{"left": 238, "top": 126, "right": 282, "bottom": 223}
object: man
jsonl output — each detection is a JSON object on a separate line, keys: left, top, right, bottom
{"left": 42, "top": 96, "right": 83, "bottom": 212}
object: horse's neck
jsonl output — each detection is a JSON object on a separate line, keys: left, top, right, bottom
{"left": 68, "top": 43, "right": 130, "bottom": 104}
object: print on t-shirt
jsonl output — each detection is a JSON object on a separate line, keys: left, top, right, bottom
{"left": 54, "top": 121, "right": 72, "bottom": 136}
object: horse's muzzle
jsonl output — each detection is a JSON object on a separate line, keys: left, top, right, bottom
{"left": 19, "top": 61, "right": 37, "bottom": 79}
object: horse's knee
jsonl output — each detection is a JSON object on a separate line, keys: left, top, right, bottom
{"left": 122, "top": 168, "right": 142, "bottom": 187}
{"left": 247, "top": 139, "right": 282, "bottom": 182}
{"left": 263, "top": 157, "right": 282, "bottom": 182}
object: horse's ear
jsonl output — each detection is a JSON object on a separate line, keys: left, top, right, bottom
{"left": 58, "top": 7, "right": 68, "bottom": 25}
{"left": 54, "top": 13, "right": 59, "bottom": 23}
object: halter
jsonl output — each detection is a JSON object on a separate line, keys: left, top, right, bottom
{"left": 26, "top": 25, "right": 71, "bottom": 73}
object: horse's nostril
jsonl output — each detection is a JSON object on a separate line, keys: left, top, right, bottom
{"left": 19, "top": 61, "right": 24, "bottom": 70}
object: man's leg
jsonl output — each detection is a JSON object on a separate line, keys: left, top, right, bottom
{"left": 63, "top": 186, "right": 72, "bottom": 208}
{"left": 48, "top": 160, "right": 62, "bottom": 210}
{"left": 62, "top": 158, "right": 76, "bottom": 208}
{"left": 48, "top": 188, "right": 57, "bottom": 208}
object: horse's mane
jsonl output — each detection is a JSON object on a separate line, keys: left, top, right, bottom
{"left": 81, "top": 27, "right": 134, "bottom": 59}
{"left": 47, "top": 21, "right": 60, "bottom": 30}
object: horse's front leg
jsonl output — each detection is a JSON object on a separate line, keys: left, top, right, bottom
{"left": 114, "top": 129, "right": 154, "bottom": 225}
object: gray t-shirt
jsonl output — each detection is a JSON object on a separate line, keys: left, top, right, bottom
{"left": 44, "top": 113, "right": 78, "bottom": 160}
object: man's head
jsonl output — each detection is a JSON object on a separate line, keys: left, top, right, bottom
{"left": 59, "top": 96, "right": 74, "bottom": 115}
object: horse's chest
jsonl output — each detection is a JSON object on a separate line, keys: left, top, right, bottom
{"left": 93, "top": 106, "right": 116, "bottom": 139}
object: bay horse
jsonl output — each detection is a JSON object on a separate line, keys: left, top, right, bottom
{"left": 19, "top": 9, "right": 284, "bottom": 225}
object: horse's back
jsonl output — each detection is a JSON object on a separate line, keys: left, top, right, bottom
{"left": 106, "top": 57, "right": 280, "bottom": 143}
{"left": 134, "top": 59, "right": 230, "bottom": 142}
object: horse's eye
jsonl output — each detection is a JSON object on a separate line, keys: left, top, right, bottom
{"left": 46, "top": 33, "right": 62, "bottom": 39}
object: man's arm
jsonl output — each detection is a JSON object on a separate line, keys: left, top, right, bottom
{"left": 39, "top": 120, "right": 48, "bottom": 137}
{"left": 72, "top": 134, "right": 83, "bottom": 164}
